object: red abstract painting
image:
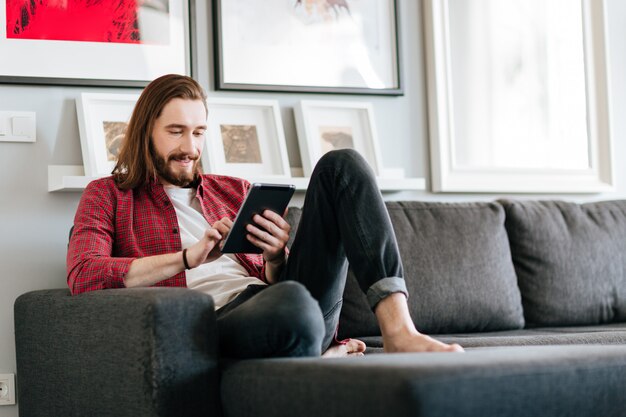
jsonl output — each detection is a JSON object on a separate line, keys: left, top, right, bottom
{"left": 6, "top": 0, "right": 165, "bottom": 44}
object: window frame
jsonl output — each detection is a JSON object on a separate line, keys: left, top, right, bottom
{"left": 423, "top": 0, "right": 613, "bottom": 193}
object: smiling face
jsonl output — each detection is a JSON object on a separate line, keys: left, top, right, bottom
{"left": 150, "top": 98, "right": 207, "bottom": 187}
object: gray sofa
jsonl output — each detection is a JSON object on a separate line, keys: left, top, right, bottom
{"left": 14, "top": 199, "right": 626, "bottom": 417}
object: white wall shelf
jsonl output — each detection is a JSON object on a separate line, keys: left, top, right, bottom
{"left": 48, "top": 165, "right": 426, "bottom": 193}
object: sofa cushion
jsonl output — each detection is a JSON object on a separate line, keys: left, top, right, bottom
{"left": 501, "top": 200, "right": 626, "bottom": 326}
{"left": 384, "top": 202, "right": 525, "bottom": 334}
{"left": 360, "top": 322, "right": 626, "bottom": 350}
{"left": 221, "top": 345, "right": 626, "bottom": 417}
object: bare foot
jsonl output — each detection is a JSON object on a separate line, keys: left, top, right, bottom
{"left": 322, "top": 338, "right": 367, "bottom": 358}
{"left": 384, "top": 331, "right": 464, "bottom": 353}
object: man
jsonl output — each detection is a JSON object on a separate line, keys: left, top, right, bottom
{"left": 67, "top": 74, "right": 463, "bottom": 358}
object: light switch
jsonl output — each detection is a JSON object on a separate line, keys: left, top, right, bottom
{"left": 12, "top": 116, "right": 35, "bottom": 137}
{"left": 0, "top": 111, "right": 36, "bottom": 142}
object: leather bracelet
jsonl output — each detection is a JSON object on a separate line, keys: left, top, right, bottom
{"left": 182, "top": 248, "right": 191, "bottom": 270}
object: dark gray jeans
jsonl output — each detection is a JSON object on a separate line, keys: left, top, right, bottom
{"left": 216, "top": 149, "right": 407, "bottom": 358}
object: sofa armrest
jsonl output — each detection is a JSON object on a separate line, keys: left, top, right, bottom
{"left": 14, "top": 288, "right": 221, "bottom": 417}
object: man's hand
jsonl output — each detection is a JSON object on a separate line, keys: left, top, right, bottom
{"left": 246, "top": 209, "right": 290, "bottom": 283}
{"left": 213, "top": 217, "right": 234, "bottom": 251}
{"left": 185, "top": 217, "right": 234, "bottom": 268}
{"left": 246, "top": 209, "right": 290, "bottom": 264}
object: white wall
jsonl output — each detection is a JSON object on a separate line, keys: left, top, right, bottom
{"left": 0, "top": 1, "right": 625, "bottom": 415}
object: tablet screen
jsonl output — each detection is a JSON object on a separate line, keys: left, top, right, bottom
{"left": 220, "top": 183, "right": 296, "bottom": 254}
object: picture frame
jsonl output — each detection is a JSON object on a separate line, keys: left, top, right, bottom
{"left": 0, "top": 0, "right": 190, "bottom": 87}
{"left": 213, "top": 0, "right": 402, "bottom": 95}
{"left": 294, "top": 100, "right": 383, "bottom": 177}
{"left": 202, "top": 98, "right": 291, "bottom": 179}
{"left": 423, "top": 0, "right": 613, "bottom": 193}
{"left": 76, "top": 93, "right": 139, "bottom": 177}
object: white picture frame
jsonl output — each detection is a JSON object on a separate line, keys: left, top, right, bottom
{"left": 294, "top": 100, "right": 383, "bottom": 177}
{"left": 423, "top": 0, "right": 613, "bottom": 193}
{"left": 202, "top": 98, "right": 291, "bottom": 179}
{"left": 76, "top": 93, "right": 139, "bottom": 177}
{"left": 0, "top": 0, "right": 190, "bottom": 87}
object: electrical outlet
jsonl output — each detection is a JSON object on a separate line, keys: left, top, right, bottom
{"left": 0, "top": 374, "right": 16, "bottom": 405}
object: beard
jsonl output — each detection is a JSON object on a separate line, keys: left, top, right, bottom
{"left": 151, "top": 147, "right": 201, "bottom": 187}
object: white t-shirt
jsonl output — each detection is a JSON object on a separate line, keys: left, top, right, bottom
{"left": 164, "top": 186, "right": 266, "bottom": 310}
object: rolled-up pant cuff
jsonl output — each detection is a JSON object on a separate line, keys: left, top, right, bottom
{"left": 366, "top": 277, "right": 408, "bottom": 311}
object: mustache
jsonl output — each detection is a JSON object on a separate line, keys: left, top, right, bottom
{"left": 168, "top": 152, "right": 200, "bottom": 162}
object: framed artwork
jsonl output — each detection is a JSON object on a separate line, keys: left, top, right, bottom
{"left": 294, "top": 100, "right": 383, "bottom": 177}
{"left": 1, "top": 0, "right": 190, "bottom": 86}
{"left": 214, "top": 0, "right": 402, "bottom": 95}
{"left": 76, "top": 93, "right": 139, "bottom": 177}
{"left": 423, "top": 0, "right": 613, "bottom": 193}
{"left": 202, "top": 98, "right": 291, "bottom": 179}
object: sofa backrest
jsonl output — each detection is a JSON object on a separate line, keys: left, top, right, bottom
{"left": 285, "top": 199, "right": 626, "bottom": 337}
{"left": 500, "top": 199, "right": 626, "bottom": 327}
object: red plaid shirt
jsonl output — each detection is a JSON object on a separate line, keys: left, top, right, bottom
{"left": 67, "top": 174, "right": 266, "bottom": 295}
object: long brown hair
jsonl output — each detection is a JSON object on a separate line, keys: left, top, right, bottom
{"left": 113, "top": 74, "right": 208, "bottom": 190}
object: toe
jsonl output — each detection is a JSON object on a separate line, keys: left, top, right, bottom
{"left": 346, "top": 338, "right": 367, "bottom": 353}
{"left": 450, "top": 343, "right": 464, "bottom": 352}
